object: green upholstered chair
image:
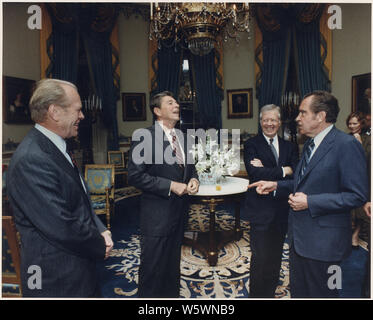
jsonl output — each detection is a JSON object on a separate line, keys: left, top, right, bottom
{"left": 84, "top": 164, "right": 115, "bottom": 230}
{"left": 2, "top": 215, "right": 22, "bottom": 297}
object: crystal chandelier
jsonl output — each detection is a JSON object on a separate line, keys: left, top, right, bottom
{"left": 149, "top": 2, "right": 251, "bottom": 56}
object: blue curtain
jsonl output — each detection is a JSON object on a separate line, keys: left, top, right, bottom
{"left": 259, "top": 29, "right": 290, "bottom": 108}
{"left": 155, "top": 40, "right": 182, "bottom": 98}
{"left": 46, "top": 4, "right": 120, "bottom": 150}
{"left": 255, "top": 4, "right": 292, "bottom": 109}
{"left": 293, "top": 6, "right": 330, "bottom": 97}
{"left": 255, "top": 4, "right": 328, "bottom": 107}
{"left": 47, "top": 4, "right": 79, "bottom": 84}
{"left": 80, "top": 6, "right": 120, "bottom": 150}
{"left": 192, "top": 50, "right": 223, "bottom": 129}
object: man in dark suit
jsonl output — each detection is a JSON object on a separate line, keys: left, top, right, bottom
{"left": 244, "top": 104, "right": 299, "bottom": 298}
{"left": 127, "top": 91, "right": 199, "bottom": 298}
{"left": 249, "top": 91, "right": 369, "bottom": 298}
{"left": 6, "top": 79, "right": 113, "bottom": 297}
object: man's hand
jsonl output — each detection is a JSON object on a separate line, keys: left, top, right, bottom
{"left": 250, "top": 158, "right": 264, "bottom": 168}
{"left": 170, "top": 181, "right": 188, "bottom": 196}
{"left": 288, "top": 192, "right": 308, "bottom": 211}
{"left": 101, "top": 230, "right": 113, "bottom": 259}
{"left": 283, "top": 166, "right": 293, "bottom": 176}
{"left": 187, "top": 178, "right": 199, "bottom": 195}
{"left": 248, "top": 181, "right": 277, "bottom": 195}
{"left": 363, "top": 202, "right": 371, "bottom": 218}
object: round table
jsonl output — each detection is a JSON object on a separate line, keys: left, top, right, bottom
{"left": 185, "top": 176, "right": 249, "bottom": 266}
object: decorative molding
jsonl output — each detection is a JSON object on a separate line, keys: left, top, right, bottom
{"left": 119, "top": 4, "right": 149, "bottom": 21}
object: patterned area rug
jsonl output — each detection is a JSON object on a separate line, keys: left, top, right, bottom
{"left": 101, "top": 204, "right": 290, "bottom": 298}
{"left": 179, "top": 205, "right": 290, "bottom": 298}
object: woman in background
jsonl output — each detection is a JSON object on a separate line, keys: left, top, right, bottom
{"left": 346, "top": 111, "right": 369, "bottom": 248}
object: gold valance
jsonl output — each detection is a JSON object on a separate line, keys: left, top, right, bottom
{"left": 254, "top": 4, "right": 332, "bottom": 96}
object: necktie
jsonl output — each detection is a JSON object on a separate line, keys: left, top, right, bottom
{"left": 299, "top": 138, "right": 315, "bottom": 181}
{"left": 171, "top": 132, "right": 184, "bottom": 168}
{"left": 66, "top": 146, "right": 87, "bottom": 193}
{"left": 66, "top": 147, "right": 81, "bottom": 177}
{"left": 269, "top": 138, "right": 279, "bottom": 164}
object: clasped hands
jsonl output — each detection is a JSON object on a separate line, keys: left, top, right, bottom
{"left": 247, "top": 180, "right": 308, "bottom": 211}
{"left": 171, "top": 178, "right": 199, "bottom": 196}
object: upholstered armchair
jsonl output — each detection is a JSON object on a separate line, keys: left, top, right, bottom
{"left": 2, "top": 215, "right": 22, "bottom": 297}
{"left": 84, "top": 164, "right": 115, "bottom": 230}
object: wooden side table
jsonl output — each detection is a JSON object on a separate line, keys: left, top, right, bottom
{"left": 184, "top": 176, "right": 249, "bottom": 266}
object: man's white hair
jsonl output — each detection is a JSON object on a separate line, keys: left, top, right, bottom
{"left": 259, "top": 104, "right": 281, "bottom": 120}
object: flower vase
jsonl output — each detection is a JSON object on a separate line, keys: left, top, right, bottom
{"left": 199, "top": 172, "right": 217, "bottom": 185}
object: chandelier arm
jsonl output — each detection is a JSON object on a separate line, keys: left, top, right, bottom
{"left": 149, "top": 2, "right": 252, "bottom": 55}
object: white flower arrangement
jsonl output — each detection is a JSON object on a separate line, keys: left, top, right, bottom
{"left": 190, "top": 131, "right": 240, "bottom": 184}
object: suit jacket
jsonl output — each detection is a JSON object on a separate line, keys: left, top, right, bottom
{"left": 6, "top": 128, "right": 107, "bottom": 297}
{"left": 361, "top": 133, "right": 371, "bottom": 192}
{"left": 277, "top": 126, "right": 369, "bottom": 262}
{"left": 244, "top": 134, "right": 299, "bottom": 228}
{"left": 127, "top": 122, "right": 198, "bottom": 237}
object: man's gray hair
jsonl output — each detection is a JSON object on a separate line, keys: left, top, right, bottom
{"left": 29, "top": 79, "right": 77, "bottom": 123}
{"left": 259, "top": 104, "right": 281, "bottom": 120}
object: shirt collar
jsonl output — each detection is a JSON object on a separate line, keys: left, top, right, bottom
{"left": 313, "top": 124, "right": 334, "bottom": 149}
{"left": 262, "top": 133, "right": 278, "bottom": 145}
{"left": 35, "top": 123, "right": 67, "bottom": 155}
{"left": 157, "top": 120, "right": 175, "bottom": 137}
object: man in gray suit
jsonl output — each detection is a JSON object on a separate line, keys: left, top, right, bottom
{"left": 7, "top": 79, "right": 113, "bottom": 297}
{"left": 128, "top": 91, "right": 199, "bottom": 298}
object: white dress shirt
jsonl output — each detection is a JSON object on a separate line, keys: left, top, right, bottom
{"left": 35, "top": 123, "right": 71, "bottom": 164}
{"left": 156, "top": 121, "right": 189, "bottom": 196}
{"left": 262, "top": 133, "right": 286, "bottom": 177}
{"left": 35, "top": 124, "right": 87, "bottom": 192}
{"left": 309, "top": 124, "right": 334, "bottom": 159}
{"left": 262, "top": 133, "right": 279, "bottom": 157}
{"left": 157, "top": 121, "right": 185, "bottom": 164}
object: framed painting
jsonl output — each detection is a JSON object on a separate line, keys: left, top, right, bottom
{"left": 352, "top": 73, "right": 371, "bottom": 113}
{"left": 122, "top": 92, "right": 146, "bottom": 121}
{"left": 108, "top": 151, "right": 125, "bottom": 168}
{"left": 227, "top": 88, "right": 253, "bottom": 119}
{"left": 3, "top": 76, "right": 35, "bottom": 124}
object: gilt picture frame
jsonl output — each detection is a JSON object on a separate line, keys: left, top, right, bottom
{"left": 3, "top": 76, "right": 35, "bottom": 124}
{"left": 227, "top": 88, "right": 253, "bottom": 119}
{"left": 352, "top": 73, "right": 371, "bottom": 113}
{"left": 122, "top": 92, "right": 146, "bottom": 121}
{"left": 108, "top": 151, "right": 125, "bottom": 168}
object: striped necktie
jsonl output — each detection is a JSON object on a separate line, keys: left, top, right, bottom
{"left": 171, "top": 132, "right": 184, "bottom": 168}
{"left": 299, "top": 138, "right": 315, "bottom": 181}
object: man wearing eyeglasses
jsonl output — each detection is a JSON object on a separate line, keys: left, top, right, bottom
{"left": 244, "top": 104, "right": 299, "bottom": 298}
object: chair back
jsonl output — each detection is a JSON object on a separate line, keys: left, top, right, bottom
{"left": 2, "top": 215, "right": 22, "bottom": 297}
{"left": 84, "top": 164, "right": 115, "bottom": 197}
{"left": 108, "top": 151, "right": 125, "bottom": 169}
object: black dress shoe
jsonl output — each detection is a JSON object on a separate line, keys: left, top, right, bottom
{"left": 352, "top": 244, "right": 360, "bottom": 249}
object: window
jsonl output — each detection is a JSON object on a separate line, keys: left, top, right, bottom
{"left": 178, "top": 51, "right": 202, "bottom": 132}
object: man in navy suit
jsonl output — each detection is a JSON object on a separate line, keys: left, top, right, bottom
{"left": 128, "top": 91, "right": 199, "bottom": 298}
{"left": 7, "top": 79, "right": 113, "bottom": 297}
{"left": 244, "top": 104, "right": 299, "bottom": 297}
{"left": 249, "top": 91, "right": 369, "bottom": 298}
